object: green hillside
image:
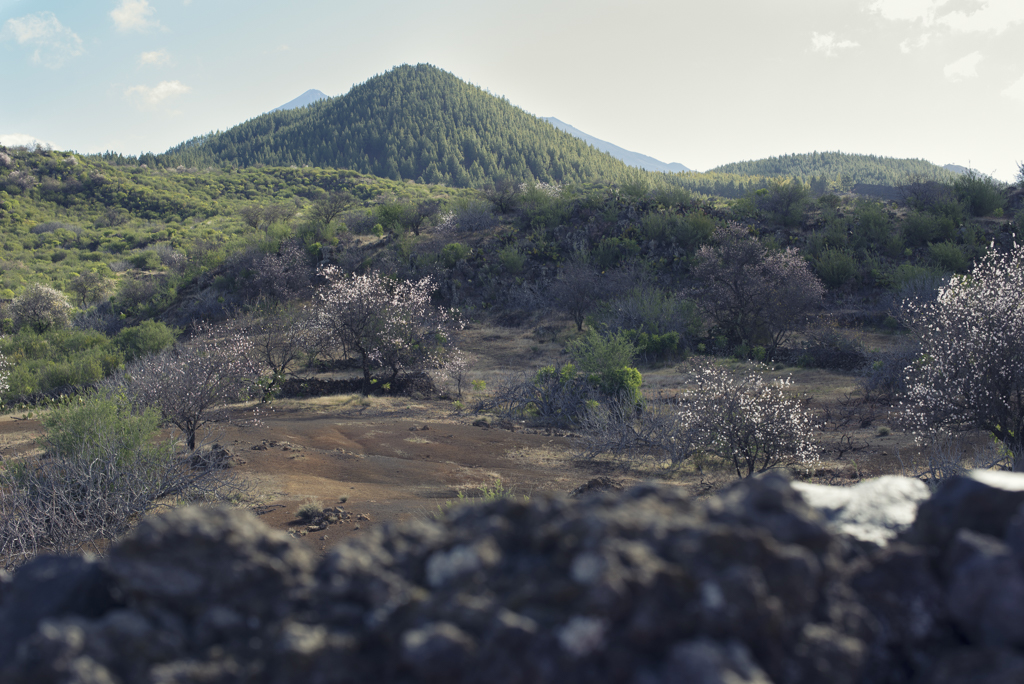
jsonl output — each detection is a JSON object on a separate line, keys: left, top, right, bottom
{"left": 709, "top": 151, "right": 956, "bottom": 186}
{"left": 158, "top": 64, "right": 641, "bottom": 188}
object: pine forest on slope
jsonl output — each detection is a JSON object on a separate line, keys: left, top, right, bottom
{"left": 161, "top": 64, "right": 640, "bottom": 188}
{"left": 157, "top": 64, "right": 956, "bottom": 194}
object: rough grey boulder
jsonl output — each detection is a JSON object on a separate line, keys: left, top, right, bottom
{"left": 0, "top": 475, "right": 875, "bottom": 684}
{"left": 907, "top": 469, "right": 1024, "bottom": 552}
{"left": 793, "top": 476, "right": 930, "bottom": 548}
{"left": 4, "top": 470, "right": 1024, "bottom": 683}
{"left": 0, "top": 554, "right": 118, "bottom": 666}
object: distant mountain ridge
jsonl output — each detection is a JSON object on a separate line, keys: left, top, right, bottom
{"left": 541, "top": 117, "right": 689, "bottom": 174}
{"left": 708, "top": 152, "right": 957, "bottom": 185}
{"left": 160, "top": 64, "right": 639, "bottom": 188}
{"left": 270, "top": 89, "right": 328, "bottom": 113}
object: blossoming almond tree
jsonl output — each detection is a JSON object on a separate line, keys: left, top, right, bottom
{"left": 310, "top": 267, "right": 462, "bottom": 395}
{"left": 679, "top": 361, "right": 820, "bottom": 477}
{"left": 901, "top": 244, "right": 1024, "bottom": 470}
{"left": 119, "top": 323, "right": 260, "bottom": 451}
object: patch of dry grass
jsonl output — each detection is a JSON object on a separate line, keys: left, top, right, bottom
{"left": 268, "top": 393, "right": 436, "bottom": 417}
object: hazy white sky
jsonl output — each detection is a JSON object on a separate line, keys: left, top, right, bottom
{"left": 1, "top": 0, "right": 1022, "bottom": 180}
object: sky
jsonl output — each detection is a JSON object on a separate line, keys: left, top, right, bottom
{"left": 1, "top": 0, "right": 1022, "bottom": 181}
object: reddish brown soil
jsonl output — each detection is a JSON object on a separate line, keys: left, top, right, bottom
{"left": 190, "top": 402, "right": 618, "bottom": 555}
{"left": 0, "top": 388, "right": 928, "bottom": 561}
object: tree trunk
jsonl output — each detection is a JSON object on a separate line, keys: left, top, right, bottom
{"left": 1011, "top": 440, "right": 1024, "bottom": 472}
{"left": 361, "top": 356, "right": 372, "bottom": 396}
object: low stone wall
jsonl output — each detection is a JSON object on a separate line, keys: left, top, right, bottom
{"left": 2, "top": 471, "right": 1024, "bottom": 683}
{"left": 278, "top": 372, "right": 437, "bottom": 399}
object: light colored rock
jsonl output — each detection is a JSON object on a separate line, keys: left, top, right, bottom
{"left": 793, "top": 476, "right": 931, "bottom": 547}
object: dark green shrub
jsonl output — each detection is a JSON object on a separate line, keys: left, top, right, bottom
{"left": 650, "top": 185, "right": 692, "bottom": 209}
{"left": 881, "top": 231, "right": 906, "bottom": 259}
{"left": 814, "top": 248, "right": 858, "bottom": 288}
{"left": 520, "top": 184, "right": 570, "bottom": 231}
{"left": 798, "top": 319, "right": 867, "bottom": 370}
{"left": 928, "top": 241, "right": 970, "bottom": 273}
{"left": 440, "top": 242, "right": 471, "bottom": 268}
{"left": 902, "top": 212, "right": 956, "bottom": 248}
{"left": 954, "top": 170, "right": 1006, "bottom": 217}
{"left": 375, "top": 202, "right": 414, "bottom": 236}
{"left": 1, "top": 328, "right": 124, "bottom": 397}
{"left": 627, "top": 330, "right": 680, "bottom": 362}
{"left": 114, "top": 320, "right": 178, "bottom": 362}
{"left": 593, "top": 237, "right": 640, "bottom": 269}
{"left": 43, "top": 393, "right": 163, "bottom": 467}
{"left": 882, "top": 263, "right": 943, "bottom": 293}
{"left": 497, "top": 245, "right": 525, "bottom": 274}
{"left": 640, "top": 212, "right": 681, "bottom": 243}
{"left": 818, "top": 194, "right": 842, "bottom": 210}
{"left": 130, "top": 250, "right": 163, "bottom": 270}
{"left": 565, "top": 329, "right": 643, "bottom": 402}
{"left": 851, "top": 202, "right": 891, "bottom": 250}
{"left": 640, "top": 211, "right": 714, "bottom": 251}
{"left": 598, "top": 287, "right": 702, "bottom": 352}
{"left": 682, "top": 212, "right": 716, "bottom": 250}
{"left": 755, "top": 178, "right": 809, "bottom": 227}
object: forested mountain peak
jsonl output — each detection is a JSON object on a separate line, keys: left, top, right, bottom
{"left": 160, "top": 64, "right": 638, "bottom": 188}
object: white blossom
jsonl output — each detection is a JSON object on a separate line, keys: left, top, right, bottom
{"left": 901, "top": 243, "right": 1024, "bottom": 470}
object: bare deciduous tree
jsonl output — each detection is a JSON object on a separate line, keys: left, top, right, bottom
{"left": 239, "top": 204, "right": 295, "bottom": 240}
{"left": 477, "top": 363, "right": 595, "bottom": 427}
{"left": 68, "top": 270, "right": 111, "bottom": 307}
{"left": 486, "top": 178, "right": 523, "bottom": 214}
{"left": 692, "top": 223, "right": 824, "bottom": 356}
{"left": 234, "top": 303, "right": 318, "bottom": 397}
{"left": 308, "top": 191, "right": 353, "bottom": 229}
{"left": 552, "top": 259, "right": 605, "bottom": 332}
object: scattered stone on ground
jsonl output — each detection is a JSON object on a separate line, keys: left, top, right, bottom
{"left": 567, "top": 476, "right": 626, "bottom": 498}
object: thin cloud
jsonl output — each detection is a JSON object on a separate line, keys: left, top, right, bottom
{"left": 0, "top": 134, "right": 57, "bottom": 149}
{"left": 111, "top": 0, "right": 159, "bottom": 32}
{"left": 869, "top": 0, "right": 949, "bottom": 25}
{"left": 125, "top": 80, "right": 190, "bottom": 108}
{"left": 871, "top": 0, "right": 1024, "bottom": 33}
{"left": 943, "top": 51, "right": 983, "bottom": 82}
{"left": 811, "top": 32, "right": 860, "bottom": 57}
{"left": 899, "top": 33, "right": 930, "bottom": 53}
{"left": 937, "top": 0, "right": 1024, "bottom": 34}
{"left": 1002, "top": 73, "right": 1024, "bottom": 103}
{"left": 1, "top": 12, "right": 84, "bottom": 68}
{"left": 139, "top": 49, "right": 171, "bottom": 66}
